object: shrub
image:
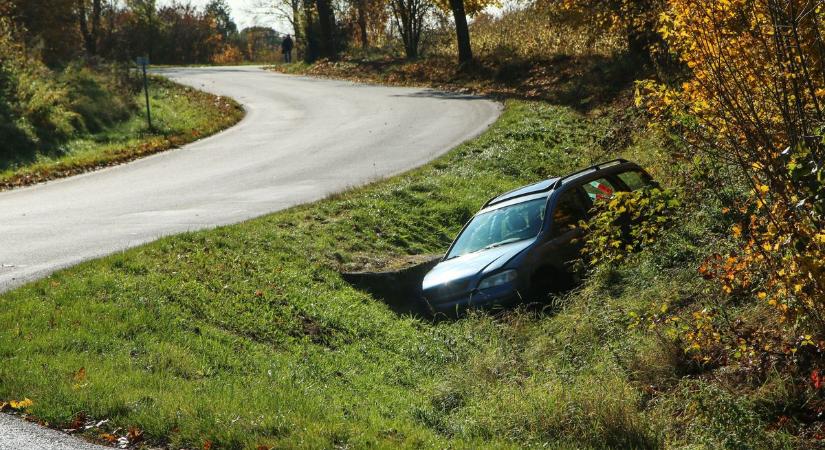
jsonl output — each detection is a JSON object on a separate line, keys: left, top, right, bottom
{"left": 211, "top": 45, "right": 244, "bottom": 64}
{"left": 580, "top": 187, "right": 681, "bottom": 266}
{"left": 60, "top": 63, "right": 137, "bottom": 134}
{"left": 0, "top": 18, "right": 75, "bottom": 161}
{"left": 639, "top": 0, "right": 825, "bottom": 379}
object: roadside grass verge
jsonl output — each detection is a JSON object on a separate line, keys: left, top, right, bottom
{"left": 0, "top": 100, "right": 641, "bottom": 449}
{"left": 0, "top": 97, "right": 796, "bottom": 448}
{"left": 0, "top": 77, "right": 243, "bottom": 190}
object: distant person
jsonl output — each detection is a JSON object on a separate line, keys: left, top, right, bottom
{"left": 281, "top": 35, "right": 294, "bottom": 63}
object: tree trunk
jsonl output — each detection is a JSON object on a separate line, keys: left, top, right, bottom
{"left": 290, "top": 0, "right": 303, "bottom": 58}
{"left": 91, "top": 0, "right": 100, "bottom": 55}
{"left": 315, "top": 0, "right": 336, "bottom": 59}
{"left": 77, "top": 0, "right": 101, "bottom": 56}
{"left": 302, "top": 0, "right": 319, "bottom": 62}
{"left": 77, "top": 0, "right": 91, "bottom": 54}
{"left": 448, "top": 0, "right": 472, "bottom": 65}
{"left": 357, "top": 0, "right": 368, "bottom": 48}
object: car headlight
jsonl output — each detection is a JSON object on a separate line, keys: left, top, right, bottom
{"left": 477, "top": 270, "right": 518, "bottom": 290}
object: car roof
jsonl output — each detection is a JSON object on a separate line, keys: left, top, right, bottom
{"left": 483, "top": 159, "right": 636, "bottom": 208}
{"left": 485, "top": 178, "right": 559, "bottom": 207}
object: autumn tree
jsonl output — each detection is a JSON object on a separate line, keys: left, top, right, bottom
{"left": 558, "top": 0, "right": 667, "bottom": 60}
{"left": 239, "top": 26, "right": 280, "bottom": 61}
{"left": 643, "top": 0, "right": 825, "bottom": 361}
{"left": 205, "top": 0, "right": 238, "bottom": 42}
{"left": 315, "top": 0, "right": 336, "bottom": 59}
{"left": 354, "top": 0, "right": 368, "bottom": 48}
{"left": 7, "top": 0, "right": 80, "bottom": 64}
{"left": 433, "top": 0, "right": 497, "bottom": 65}
{"left": 77, "top": 0, "right": 102, "bottom": 55}
{"left": 390, "top": 0, "right": 429, "bottom": 58}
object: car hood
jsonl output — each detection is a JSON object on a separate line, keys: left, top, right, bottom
{"left": 422, "top": 239, "right": 534, "bottom": 294}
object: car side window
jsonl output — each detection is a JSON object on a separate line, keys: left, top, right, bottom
{"left": 582, "top": 177, "right": 617, "bottom": 203}
{"left": 616, "top": 170, "right": 652, "bottom": 191}
{"left": 551, "top": 189, "right": 588, "bottom": 237}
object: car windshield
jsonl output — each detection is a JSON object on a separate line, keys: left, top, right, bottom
{"left": 447, "top": 198, "right": 547, "bottom": 259}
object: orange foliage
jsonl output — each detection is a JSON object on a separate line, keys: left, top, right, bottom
{"left": 211, "top": 45, "right": 243, "bottom": 64}
{"left": 645, "top": 0, "right": 825, "bottom": 362}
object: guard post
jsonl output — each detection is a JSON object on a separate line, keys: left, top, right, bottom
{"left": 137, "top": 56, "right": 152, "bottom": 130}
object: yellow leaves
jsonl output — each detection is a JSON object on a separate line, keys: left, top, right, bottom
{"left": 732, "top": 224, "right": 742, "bottom": 237}
{"left": 0, "top": 398, "right": 33, "bottom": 412}
{"left": 9, "top": 398, "right": 32, "bottom": 409}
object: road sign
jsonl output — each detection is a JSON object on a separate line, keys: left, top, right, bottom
{"left": 136, "top": 56, "right": 150, "bottom": 67}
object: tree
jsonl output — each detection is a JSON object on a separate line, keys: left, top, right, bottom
{"left": 205, "top": 0, "right": 238, "bottom": 42}
{"left": 314, "top": 0, "right": 336, "bottom": 59}
{"left": 433, "top": 0, "right": 495, "bottom": 65}
{"left": 8, "top": 0, "right": 80, "bottom": 65}
{"left": 390, "top": 0, "right": 429, "bottom": 59}
{"left": 558, "top": 0, "right": 667, "bottom": 61}
{"left": 302, "top": 0, "right": 318, "bottom": 61}
{"left": 239, "top": 26, "right": 280, "bottom": 61}
{"left": 355, "top": 0, "right": 368, "bottom": 48}
{"left": 447, "top": 0, "right": 471, "bottom": 64}
{"left": 77, "top": 0, "right": 102, "bottom": 55}
{"left": 125, "top": 0, "right": 159, "bottom": 59}
{"left": 643, "top": 0, "right": 825, "bottom": 360}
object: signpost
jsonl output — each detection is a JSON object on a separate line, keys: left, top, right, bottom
{"left": 136, "top": 56, "right": 152, "bottom": 130}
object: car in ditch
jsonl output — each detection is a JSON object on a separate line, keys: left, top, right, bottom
{"left": 421, "top": 159, "right": 655, "bottom": 315}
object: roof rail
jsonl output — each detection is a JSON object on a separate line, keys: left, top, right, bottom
{"left": 483, "top": 178, "right": 557, "bottom": 208}
{"left": 552, "top": 158, "right": 630, "bottom": 189}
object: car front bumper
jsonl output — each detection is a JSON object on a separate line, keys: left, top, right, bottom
{"left": 424, "top": 283, "right": 521, "bottom": 315}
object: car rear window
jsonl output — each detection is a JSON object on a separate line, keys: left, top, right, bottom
{"left": 617, "top": 170, "right": 652, "bottom": 191}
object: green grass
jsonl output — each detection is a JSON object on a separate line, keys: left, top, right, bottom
{"left": 0, "top": 99, "right": 797, "bottom": 449}
{"left": 0, "top": 77, "right": 244, "bottom": 190}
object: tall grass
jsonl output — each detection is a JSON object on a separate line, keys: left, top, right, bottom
{"left": 427, "top": 4, "right": 624, "bottom": 62}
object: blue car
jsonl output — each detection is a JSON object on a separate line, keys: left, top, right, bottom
{"left": 422, "top": 159, "right": 655, "bottom": 315}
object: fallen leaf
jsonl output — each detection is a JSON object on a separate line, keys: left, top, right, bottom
{"left": 9, "top": 398, "right": 33, "bottom": 410}
{"left": 127, "top": 426, "right": 143, "bottom": 443}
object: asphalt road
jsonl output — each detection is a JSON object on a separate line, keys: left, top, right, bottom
{"left": 0, "top": 66, "right": 500, "bottom": 448}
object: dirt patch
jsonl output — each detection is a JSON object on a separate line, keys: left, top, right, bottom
{"left": 341, "top": 254, "right": 442, "bottom": 316}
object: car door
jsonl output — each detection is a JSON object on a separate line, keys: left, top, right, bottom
{"left": 532, "top": 187, "right": 591, "bottom": 275}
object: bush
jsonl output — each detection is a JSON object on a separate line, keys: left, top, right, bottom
{"left": 0, "top": 19, "right": 75, "bottom": 162}
{"left": 580, "top": 187, "right": 681, "bottom": 266}
{"left": 59, "top": 63, "right": 137, "bottom": 134}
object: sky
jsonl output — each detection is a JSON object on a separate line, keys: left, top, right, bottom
{"left": 157, "top": 0, "right": 292, "bottom": 33}
{"left": 155, "top": 0, "right": 509, "bottom": 36}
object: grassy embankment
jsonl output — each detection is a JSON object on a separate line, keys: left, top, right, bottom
{"left": 0, "top": 76, "right": 243, "bottom": 190}
{"left": 0, "top": 67, "right": 794, "bottom": 449}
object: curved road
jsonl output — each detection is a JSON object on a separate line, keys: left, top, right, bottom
{"left": 0, "top": 66, "right": 500, "bottom": 448}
